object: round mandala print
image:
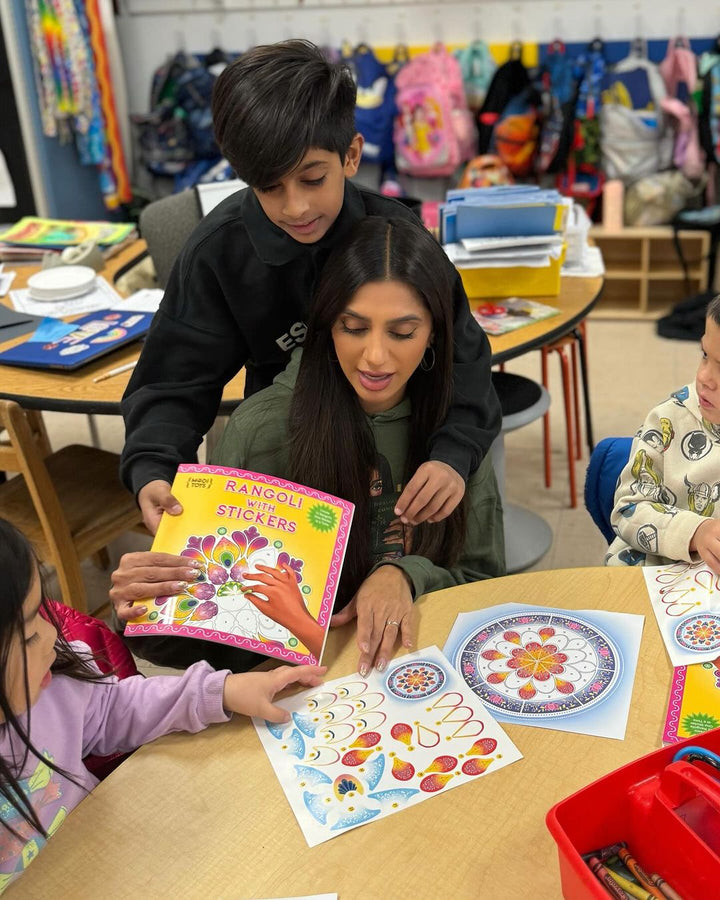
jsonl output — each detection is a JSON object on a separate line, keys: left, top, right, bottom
{"left": 454, "top": 612, "right": 621, "bottom": 719}
{"left": 386, "top": 660, "right": 446, "bottom": 699}
{"left": 675, "top": 614, "right": 720, "bottom": 652}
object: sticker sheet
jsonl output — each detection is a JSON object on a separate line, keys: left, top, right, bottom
{"left": 253, "top": 646, "right": 522, "bottom": 847}
{"left": 642, "top": 562, "right": 720, "bottom": 667}
{"left": 443, "top": 603, "right": 644, "bottom": 740}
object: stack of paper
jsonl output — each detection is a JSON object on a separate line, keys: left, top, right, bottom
{"left": 439, "top": 185, "right": 569, "bottom": 245}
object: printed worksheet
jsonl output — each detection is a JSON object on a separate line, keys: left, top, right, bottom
{"left": 643, "top": 562, "right": 720, "bottom": 667}
{"left": 443, "top": 603, "right": 644, "bottom": 740}
{"left": 254, "top": 646, "right": 522, "bottom": 847}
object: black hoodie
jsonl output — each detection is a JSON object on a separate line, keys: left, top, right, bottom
{"left": 120, "top": 180, "right": 501, "bottom": 496}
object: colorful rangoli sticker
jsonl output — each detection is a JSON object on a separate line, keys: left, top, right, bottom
{"left": 386, "top": 660, "right": 446, "bottom": 700}
{"left": 674, "top": 614, "right": 720, "bottom": 653}
{"left": 454, "top": 612, "right": 621, "bottom": 718}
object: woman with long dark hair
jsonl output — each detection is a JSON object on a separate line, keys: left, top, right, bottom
{"left": 114, "top": 216, "right": 505, "bottom": 674}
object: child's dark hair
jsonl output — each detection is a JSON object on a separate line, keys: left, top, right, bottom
{"left": 212, "top": 40, "right": 357, "bottom": 187}
{"left": 707, "top": 294, "right": 720, "bottom": 325}
{"left": 288, "top": 216, "right": 467, "bottom": 606}
{"left": 0, "top": 519, "right": 108, "bottom": 839}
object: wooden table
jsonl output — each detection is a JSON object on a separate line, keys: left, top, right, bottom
{"left": 16, "top": 567, "right": 669, "bottom": 900}
{"left": 483, "top": 273, "right": 603, "bottom": 365}
{"left": 0, "top": 256, "right": 600, "bottom": 415}
{"left": 0, "top": 241, "right": 245, "bottom": 415}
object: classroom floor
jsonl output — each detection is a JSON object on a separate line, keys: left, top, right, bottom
{"left": 39, "top": 317, "right": 701, "bottom": 624}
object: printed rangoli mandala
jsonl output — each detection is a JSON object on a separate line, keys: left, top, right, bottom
{"left": 386, "top": 661, "right": 446, "bottom": 699}
{"left": 454, "top": 612, "right": 621, "bottom": 718}
{"left": 675, "top": 613, "right": 720, "bottom": 652}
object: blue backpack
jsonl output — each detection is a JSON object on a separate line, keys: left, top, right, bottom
{"left": 346, "top": 44, "right": 402, "bottom": 177}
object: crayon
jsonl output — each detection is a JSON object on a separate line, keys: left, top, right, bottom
{"left": 616, "top": 848, "right": 665, "bottom": 900}
{"left": 588, "top": 856, "right": 633, "bottom": 899}
{"left": 648, "top": 874, "right": 684, "bottom": 900}
{"left": 604, "top": 868, "right": 655, "bottom": 900}
{"left": 590, "top": 842, "right": 627, "bottom": 862}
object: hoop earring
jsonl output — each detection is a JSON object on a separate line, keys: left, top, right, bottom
{"left": 420, "top": 346, "right": 435, "bottom": 372}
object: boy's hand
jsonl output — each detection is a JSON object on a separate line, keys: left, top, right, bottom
{"left": 222, "top": 665, "right": 327, "bottom": 722}
{"left": 110, "top": 551, "right": 202, "bottom": 621}
{"left": 691, "top": 519, "right": 720, "bottom": 574}
{"left": 330, "top": 565, "right": 414, "bottom": 677}
{"left": 138, "top": 479, "right": 183, "bottom": 534}
{"left": 395, "top": 460, "right": 465, "bottom": 525}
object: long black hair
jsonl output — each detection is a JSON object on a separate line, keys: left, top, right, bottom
{"left": 288, "top": 216, "right": 467, "bottom": 606}
{"left": 0, "top": 519, "right": 108, "bottom": 839}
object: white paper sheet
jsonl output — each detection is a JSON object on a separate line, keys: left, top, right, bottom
{"left": 10, "top": 276, "right": 121, "bottom": 317}
{"left": 642, "top": 562, "right": 720, "bottom": 666}
{"left": 443, "top": 602, "right": 644, "bottom": 741}
{"left": 254, "top": 645, "right": 522, "bottom": 847}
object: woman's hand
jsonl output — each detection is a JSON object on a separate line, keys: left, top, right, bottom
{"left": 330, "top": 565, "right": 415, "bottom": 676}
{"left": 137, "top": 479, "right": 183, "bottom": 534}
{"left": 395, "top": 460, "right": 465, "bottom": 525}
{"left": 245, "top": 564, "right": 324, "bottom": 658}
{"left": 110, "top": 551, "right": 201, "bottom": 621}
{"left": 222, "top": 665, "right": 327, "bottom": 722}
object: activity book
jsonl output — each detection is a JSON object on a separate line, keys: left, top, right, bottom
{"left": 125, "top": 464, "right": 355, "bottom": 666}
{"left": 0, "top": 217, "right": 136, "bottom": 248}
{"left": 470, "top": 297, "right": 560, "bottom": 335}
{"left": 0, "top": 309, "right": 152, "bottom": 370}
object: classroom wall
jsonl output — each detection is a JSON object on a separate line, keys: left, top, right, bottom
{"left": 116, "top": 0, "right": 718, "bottom": 114}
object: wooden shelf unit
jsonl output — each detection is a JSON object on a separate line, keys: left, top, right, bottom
{"left": 589, "top": 226, "right": 710, "bottom": 319}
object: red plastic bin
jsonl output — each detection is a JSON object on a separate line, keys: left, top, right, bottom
{"left": 546, "top": 726, "right": 720, "bottom": 900}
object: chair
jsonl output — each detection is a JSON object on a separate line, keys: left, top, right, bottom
{"left": 139, "top": 188, "right": 203, "bottom": 288}
{"left": 584, "top": 436, "right": 633, "bottom": 543}
{"left": 490, "top": 371, "right": 553, "bottom": 572}
{"left": 138, "top": 180, "right": 246, "bottom": 288}
{"left": 541, "top": 320, "right": 594, "bottom": 508}
{"left": 0, "top": 400, "right": 145, "bottom": 613}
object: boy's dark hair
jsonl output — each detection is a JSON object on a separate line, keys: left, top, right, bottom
{"left": 212, "top": 40, "right": 357, "bottom": 187}
{"left": 707, "top": 294, "right": 720, "bottom": 325}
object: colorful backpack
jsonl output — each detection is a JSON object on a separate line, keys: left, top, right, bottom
{"left": 599, "top": 41, "right": 673, "bottom": 181}
{"left": 346, "top": 43, "right": 401, "bottom": 179}
{"left": 454, "top": 40, "right": 496, "bottom": 111}
{"left": 659, "top": 37, "right": 705, "bottom": 179}
{"left": 393, "top": 43, "right": 476, "bottom": 178}
{"left": 536, "top": 40, "right": 579, "bottom": 175}
{"left": 476, "top": 45, "right": 531, "bottom": 154}
{"left": 489, "top": 85, "right": 541, "bottom": 178}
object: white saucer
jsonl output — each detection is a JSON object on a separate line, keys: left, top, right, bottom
{"left": 27, "top": 265, "right": 96, "bottom": 302}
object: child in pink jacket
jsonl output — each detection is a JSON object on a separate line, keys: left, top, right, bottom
{"left": 0, "top": 518, "right": 324, "bottom": 892}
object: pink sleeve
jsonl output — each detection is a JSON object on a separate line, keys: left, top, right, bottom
{"left": 79, "top": 661, "right": 231, "bottom": 758}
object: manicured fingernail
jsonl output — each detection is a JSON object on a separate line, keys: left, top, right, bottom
{"left": 136, "top": 606, "right": 148, "bottom": 615}
{"left": 188, "top": 559, "right": 202, "bottom": 568}
{"left": 376, "top": 659, "right": 387, "bottom": 672}
{"left": 403, "top": 639, "right": 413, "bottom": 648}
{"left": 359, "top": 663, "right": 369, "bottom": 677}
{"left": 360, "top": 642, "right": 370, "bottom": 654}
{"left": 394, "top": 506, "right": 402, "bottom": 515}
{"left": 188, "top": 569, "right": 204, "bottom": 580}
{"left": 173, "top": 581, "right": 188, "bottom": 591}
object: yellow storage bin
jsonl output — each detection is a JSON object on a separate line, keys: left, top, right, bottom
{"left": 458, "top": 247, "right": 565, "bottom": 298}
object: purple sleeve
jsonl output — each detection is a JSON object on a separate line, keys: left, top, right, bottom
{"left": 80, "top": 661, "right": 231, "bottom": 758}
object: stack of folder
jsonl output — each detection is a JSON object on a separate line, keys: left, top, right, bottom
{"left": 440, "top": 186, "right": 569, "bottom": 298}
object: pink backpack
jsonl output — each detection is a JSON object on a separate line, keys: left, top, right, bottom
{"left": 659, "top": 37, "right": 706, "bottom": 178}
{"left": 393, "top": 43, "right": 476, "bottom": 177}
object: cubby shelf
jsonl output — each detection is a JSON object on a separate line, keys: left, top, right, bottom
{"left": 589, "top": 226, "right": 710, "bottom": 320}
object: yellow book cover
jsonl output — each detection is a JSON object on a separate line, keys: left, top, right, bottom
{"left": 663, "top": 659, "right": 720, "bottom": 743}
{"left": 124, "top": 464, "right": 354, "bottom": 665}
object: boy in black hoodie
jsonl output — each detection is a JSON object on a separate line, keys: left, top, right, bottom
{"left": 120, "top": 40, "right": 500, "bottom": 536}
